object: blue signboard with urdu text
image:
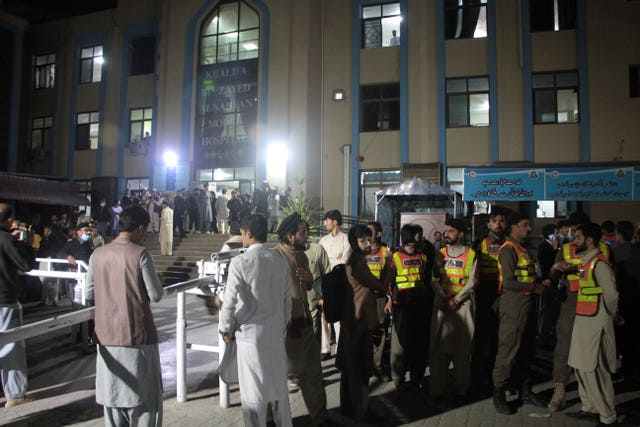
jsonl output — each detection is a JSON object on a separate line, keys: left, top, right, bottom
{"left": 634, "top": 167, "right": 640, "bottom": 201}
{"left": 545, "top": 167, "right": 633, "bottom": 201}
{"left": 463, "top": 168, "right": 544, "bottom": 201}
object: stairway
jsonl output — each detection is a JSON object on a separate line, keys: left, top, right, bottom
{"left": 143, "top": 232, "right": 230, "bottom": 285}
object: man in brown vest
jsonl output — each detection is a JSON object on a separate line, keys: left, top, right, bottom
{"left": 86, "top": 204, "right": 164, "bottom": 426}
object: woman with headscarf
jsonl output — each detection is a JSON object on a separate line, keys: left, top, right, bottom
{"left": 336, "top": 224, "right": 385, "bottom": 422}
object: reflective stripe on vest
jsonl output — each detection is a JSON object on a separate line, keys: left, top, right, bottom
{"left": 563, "top": 242, "right": 610, "bottom": 292}
{"left": 498, "top": 240, "right": 535, "bottom": 295}
{"left": 576, "top": 253, "right": 608, "bottom": 316}
{"left": 393, "top": 251, "right": 425, "bottom": 290}
{"left": 479, "top": 237, "right": 501, "bottom": 282}
{"left": 440, "top": 246, "right": 476, "bottom": 297}
{"left": 366, "top": 246, "right": 387, "bottom": 279}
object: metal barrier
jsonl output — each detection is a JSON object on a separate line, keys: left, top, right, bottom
{"left": 26, "top": 258, "right": 89, "bottom": 305}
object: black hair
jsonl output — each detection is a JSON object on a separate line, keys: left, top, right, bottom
{"left": 240, "top": 214, "right": 268, "bottom": 242}
{"left": 542, "top": 223, "right": 557, "bottom": 237}
{"left": 616, "top": 220, "right": 635, "bottom": 242}
{"left": 445, "top": 218, "right": 465, "bottom": 233}
{"left": 277, "top": 212, "right": 303, "bottom": 243}
{"left": 557, "top": 220, "right": 570, "bottom": 228}
{"left": 348, "top": 224, "right": 372, "bottom": 258}
{"left": 119, "top": 205, "right": 150, "bottom": 232}
{"left": 506, "top": 211, "right": 529, "bottom": 235}
{"left": 577, "top": 223, "right": 602, "bottom": 245}
{"left": 0, "top": 203, "right": 14, "bottom": 223}
{"left": 400, "top": 223, "right": 422, "bottom": 246}
{"left": 367, "top": 221, "right": 382, "bottom": 234}
{"left": 323, "top": 209, "right": 343, "bottom": 226}
{"left": 601, "top": 220, "right": 615, "bottom": 234}
{"left": 488, "top": 206, "right": 510, "bottom": 220}
{"left": 568, "top": 212, "right": 591, "bottom": 227}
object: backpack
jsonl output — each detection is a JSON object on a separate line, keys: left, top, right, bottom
{"left": 321, "top": 264, "right": 346, "bottom": 323}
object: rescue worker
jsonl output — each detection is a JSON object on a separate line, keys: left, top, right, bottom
{"left": 471, "top": 207, "right": 508, "bottom": 395}
{"left": 430, "top": 218, "right": 478, "bottom": 403}
{"left": 566, "top": 223, "right": 618, "bottom": 426}
{"left": 492, "top": 211, "right": 548, "bottom": 415}
{"left": 366, "top": 221, "right": 392, "bottom": 382}
{"left": 547, "top": 212, "right": 611, "bottom": 412}
{"left": 384, "top": 223, "right": 433, "bottom": 391}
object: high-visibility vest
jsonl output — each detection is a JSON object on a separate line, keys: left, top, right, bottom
{"left": 563, "top": 242, "right": 611, "bottom": 292}
{"left": 366, "top": 246, "right": 387, "bottom": 279}
{"left": 440, "top": 246, "right": 476, "bottom": 297}
{"left": 576, "top": 253, "right": 609, "bottom": 316}
{"left": 498, "top": 240, "right": 535, "bottom": 295}
{"left": 478, "top": 237, "right": 502, "bottom": 283}
{"left": 392, "top": 251, "right": 426, "bottom": 291}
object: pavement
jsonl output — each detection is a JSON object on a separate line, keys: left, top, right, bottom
{"left": 2, "top": 294, "right": 639, "bottom": 427}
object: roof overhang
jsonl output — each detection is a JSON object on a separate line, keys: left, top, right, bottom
{"left": 0, "top": 172, "right": 89, "bottom": 206}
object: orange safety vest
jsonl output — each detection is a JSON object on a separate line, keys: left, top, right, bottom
{"left": 392, "top": 251, "right": 426, "bottom": 291}
{"left": 366, "top": 246, "right": 387, "bottom": 279}
{"left": 478, "top": 237, "right": 502, "bottom": 283}
{"left": 498, "top": 240, "right": 535, "bottom": 295}
{"left": 575, "top": 253, "right": 609, "bottom": 316}
{"left": 440, "top": 246, "right": 476, "bottom": 297}
{"left": 563, "top": 242, "right": 611, "bottom": 292}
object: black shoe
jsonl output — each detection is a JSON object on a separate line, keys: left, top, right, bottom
{"left": 565, "top": 410, "right": 599, "bottom": 420}
{"left": 521, "top": 387, "right": 547, "bottom": 407}
{"left": 493, "top": 387, "right": 514, "bottom": 415}
{"left": 321, "top": 352, "right": 332, "bottom": 361}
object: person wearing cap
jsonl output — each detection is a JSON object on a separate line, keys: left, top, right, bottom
{"left": 62, "top": 222, "right": 94, "bottom": 302}
{"left": 272, "top": 213, "right": 330, "bottom": 427}
{"left": 429, "top": 218, "right": 477, "bottom": 403}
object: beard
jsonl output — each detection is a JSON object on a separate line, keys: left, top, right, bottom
{"left": 575, "top": 243, "right": 587, "bottom": 253}
{"left": 293, "top": 240, "right": 307, "bottom": 251}
{"left": 444, "top": 238, "right": 458, "bottom": 245}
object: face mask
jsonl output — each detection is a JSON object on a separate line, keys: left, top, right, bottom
{"left": 80, "top": 234, "right": 91, "bottom": 242}
{"left": 100, "top": 203, "right": 106, "bottom": 207}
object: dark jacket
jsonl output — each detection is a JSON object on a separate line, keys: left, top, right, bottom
{"left": 0, "top": 228, "right": 35, "bottom": 304}
{"left": 342, "top": 253, "right": 385, "bottom": 331}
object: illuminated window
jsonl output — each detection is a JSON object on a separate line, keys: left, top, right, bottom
{"left": 362, "top": 2, "right": 402, "bottom": 48}
{"left": 80, "top": 45, "right": 103, "bottom": 83}
{"left": 34, "top": 54, "right": 55, "bottom": 89}
{"left": 446, "top": 76, "right": 490, "bottom": 127}
{"left": 445, "top": 0, "right": 488, "bottom": 39}
{"left": 533, "top": 71, "right": 579, "bottom": 124}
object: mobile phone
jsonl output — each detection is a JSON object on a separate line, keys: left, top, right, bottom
{"left": 548, "top": 234, "right": 555, "bottom": 241}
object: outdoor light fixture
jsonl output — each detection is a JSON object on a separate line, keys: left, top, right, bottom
{"left": 332, "top": 89, "right": 345, "bottom": 101}
{"left": 163, "top": 150, "right": 178, "bottom": 168}
{"left": 266, "top": 142, "right": 288, "bottom": 188}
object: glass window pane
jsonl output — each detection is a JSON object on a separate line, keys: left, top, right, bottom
{"left": 380, "top": 100, "right": 400, "bottom": 130}
{"left": 201, "top": 36, "right": 217, "bottom": 64}
{"left": 219, "top": 2, "right": 239, "bottom": 33}
{"left": 534, "top": 89, "right": 556, "bottom": 123}
{"left": 363, "top": 6, "right": 381, "bottom": 19}
{"left": 361, "top": 171, "right": 382, "bottom": 184}
{"left": 448, "top": 95, "right": 468, "bottom": 126}
{"left": 32, "top": 130, "right": 42, "bottom": 149}
{"left": 362, "top": 103, "right": 380, "bottom": 131}
{"left": 33, "top": 118, "right": 44, "bottom": 128}
{"left": 536, "top": 201, "right": 555, "bottom": 218}
{"left": 144, "top": 108, "right": 153, "bottom": 119}
{"left": 214, "top": 168, "right": 234, "bottom": 181}
{"left": 469, "top": 93, "right": 489, "bottom": 126}
{"left": 80, "top": 59, "right": 92, "bottom": 83}
{"left": 48, "top": 54, "right": 56, "bottom": 63}
{"left": 381, "top": 169, "right": 402, "bottom": 184}
{"left": 446, "top": 78, "right": 467, "bottom": 93}
{"left": 381, "top": 16, "right": 402, "bottom": 47}
{"left": 130, "top": 109, "right": 143, "bottom": 121}
{"left": 473, "top": 5, "right": 488, "bottom": 38}
{"left": 130, "top": 123, "right": 142, "bottom": 142}
{"left": 239, "top": 29, "right": 259, "bottom": 60}
{"left": 240, "top": 2, "right": 259, "bottom": 29}
{"left": 468, "top": 77, "right": 489, "bottom": 92}
{"left": 94, "top": 46, "right": 103, "bottom": 56}
{"left": 143, "top": 120, "right": 153, "bottom": 135}
{"left": 92, "top": 59, "right": 102, "bottom": 82}
{"left": 89, "top": 123, "right": 100, "bottom": 138}
{"left": 382, "top": 84, "right": 400, "bottom": 98}
{"left": 533, "top": 73, "right": 554, "bottom": 88}
{"left": 218, "top": 33, "right": 238, "bottom": 62}
{"left": 556, "top": 71, "right": 578, "bottom": 87}
{"left": 556, "top": 89, "right": 578, "bottom": 123}
{"left": 90, "top": 112, "right": 100, "bottom": 122}
{"left": 198, "top": 169, "right": 214, "bottom": 181}
{"left": 382, "top": 3, "right": 401, "bottom": 16}
{"left": 361, "top": 86, "right": 380, "bottom": 100}
{"left": 81, "top": 47, "right": 94, "bottom": 58}
{"left": 361, "top": 186, "right": 378, "bottom": 217}
{"left": 78, "top": 113, "right": 89, "bottom": 124}
{"left": 36, "top": 55, "right": 46, "bottom": 65}
{"left": 202, "top": 14, "right": 218, "bottom": 36}
{"left": 363, "top": 19, "right": 382, "bottom": 48}
{"left": 44, "top": 117, "right": 53, "bottom": 127}
{"left": 235, "top": 167, "right": 255, "bottom": 180}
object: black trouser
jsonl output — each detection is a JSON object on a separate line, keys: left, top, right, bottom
{"left": 175, "top": 213, "right": 186, "bottom": 237}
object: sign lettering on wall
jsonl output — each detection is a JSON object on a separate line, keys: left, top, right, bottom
{"left": 545, "top": 167, "right": 633, "bottom": 201}
{"left": 194, "top": 58, "right": 258, "bottom": 169}
{"left": 463, "top": 168, "right": 545, "bottom": 201}
{"left": 634, "top": 167, "right": 640, "bottom": 201}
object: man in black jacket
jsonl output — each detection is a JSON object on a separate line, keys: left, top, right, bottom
{"left": 0, "top": 203, "right": 36, "bottom": 407}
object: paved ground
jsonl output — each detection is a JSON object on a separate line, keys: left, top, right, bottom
{"left": 1, "top": 294, "right": 639, "bottom": 427}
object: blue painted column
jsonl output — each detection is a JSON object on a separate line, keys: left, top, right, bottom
{"left": 487, "top": 0, "right": 499, "bottom": 163}
{"left": 399, "top": 0, "right": 409, "bottom": 165}
{"left": 576, "top": 0, "right": 590, "bottom": 162}
{"left": 522, "top": 0, "right": 534, "bottom": 162}
{"left": 436, "top": 0, "right": 446, "bottom": 184}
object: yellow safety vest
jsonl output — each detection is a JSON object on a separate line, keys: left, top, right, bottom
{"left": 366, "top": 246, "right": 387, "bottom": 279}
{"left": 576, "top": 253, "right": 609, "bottom": 316}
{"left": 563, "top": 242, "right": 611, "bottom": 292}
{"left": 478, "top": 237, "right": 502, "bottom": 283}
{"left": 498, "top": 240, "right": 535, "bottom": 294}
{"left": 440, "top": 246, "right": 476, "bottom": 297}
{"left": 392, "top": 251, "right": 426, "bottom": 291}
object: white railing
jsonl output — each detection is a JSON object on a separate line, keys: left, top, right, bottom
{"left": 26, "top": 258, "right": 89, "bottom": 305}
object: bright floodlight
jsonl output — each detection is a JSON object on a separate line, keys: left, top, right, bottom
{"left": 267, "top": 143, "right": 288, "bottom": 167}
{"left": 163, "top": 150, "right": 178, "bottom": 168}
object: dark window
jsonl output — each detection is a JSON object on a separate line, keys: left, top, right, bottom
{"left": 531, "top": 0, "right": 576, "bottom": 32}
{"left": 361, "top": 2, "right": 402, "bottom": 48}
{"left": 33, "top": 54, "right": 55, "bottom": 89}
{"left": 76, "top": 112, "right": 100, "bottom": 150}
{"left": 630, "top": 64, "right": 640, "bottom": 98}
{"left": 445, "top": 0, "right": 488, "bottom": 39}
{"left": 31, "top": 116, "right": 52, "bottom": 150}
{"left": 80, "top": 45, "right": 103, "bottom": 84}
{"left": 360, "top": 169, "right": 402, "bottom": 217}
{"left": 130, "top": 36, "right": 156, "bottom": 75}
{"left": 533, "top": 71, "right": 579, "bottom": 124}
{"left": 360, "top": 83, "right": 400, "bottom": 131}
{"left": 446, "top": 76, "right": 489, "bottom": 127}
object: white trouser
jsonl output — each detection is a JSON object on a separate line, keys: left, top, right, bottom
{"left": 0, "top": 304, "right": 28, "bottom": 399}
{"left": 320, "top": 312, "right": 340, "bottom": 354}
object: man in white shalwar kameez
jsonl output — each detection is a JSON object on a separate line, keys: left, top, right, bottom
{"left": 159, "top": 201, "right": 173, "bottom": 256}
{"left": 219, "top": 214, "right": 293, "bottom": 427}
{"left": 430, "top": 218, "right": 478, "bottom": 401}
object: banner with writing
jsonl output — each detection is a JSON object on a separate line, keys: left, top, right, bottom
{"left": 634, "top": 167, "right": 640, "bottom": 201}
{"left": 463, "top": 168, "right": 545, "bottom": 201}
{"left": 545, "top": 167, "right": 633, "bottom": 201}
{"left": 194, "top": 58, "right": 259, "bottom": 169}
